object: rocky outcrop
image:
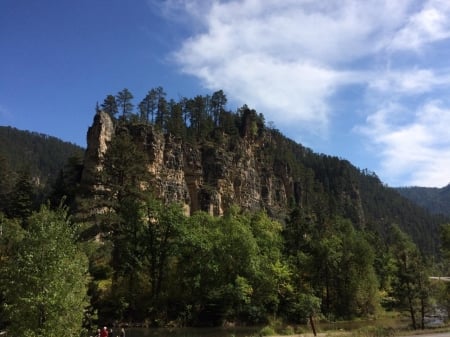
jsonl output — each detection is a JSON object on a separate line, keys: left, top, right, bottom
{"left": 81, "top": 112, "right": 363, "bottom": 221}
{"left": 81, "top": 111, "right": 114, "bottom": 186}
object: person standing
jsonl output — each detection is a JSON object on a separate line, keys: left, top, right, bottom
{"left": 120, "top": 327, "right": 126, "bottom": 337}
{"left": 100, "top": 326, "right": 108, "bottom": 337}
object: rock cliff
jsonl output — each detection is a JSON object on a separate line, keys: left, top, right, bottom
{"left": 81, "top": 111, "right": 364, "bottom": 222}
{"left": 81, "top": 111, "right": 114, "bottom": 186}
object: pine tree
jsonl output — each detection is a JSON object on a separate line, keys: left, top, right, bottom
{"left": 101, "top": 95, "right": 119, "bottom": 118}
{"left": 116, "top": 88, "right": 134, "bottom": 118}
{"left": 7, "top": 168, "right": 36, "bottom": 221}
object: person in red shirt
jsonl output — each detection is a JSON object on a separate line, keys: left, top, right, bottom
{"left": 100, "top": 326, "right": 108, "bottom": 337}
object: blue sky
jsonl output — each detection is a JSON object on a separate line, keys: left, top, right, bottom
{"left": 2, "top": 0, "right": 450, "bottom": 187}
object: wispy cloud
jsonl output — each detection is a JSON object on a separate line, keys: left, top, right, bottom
{"left": 389, "top": 0, "right": 450, "bottom": 51}
{"left": 0, "top": 104, "right": 12, "bottom": 122}
{"left": 158, "top": 0, "right": 450, "bottom": 186}
{"left": 369, "top": 68, "right": 450, "bottom": 95}
{"left": 171, "top": 0, "right": 395, "bottom": 130}
{"left": 357, "top": 101, "right": 450, "bottom": 186}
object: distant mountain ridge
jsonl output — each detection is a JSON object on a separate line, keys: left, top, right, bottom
{"left": 396, "top": 184, "right": 450, "bottom": 217}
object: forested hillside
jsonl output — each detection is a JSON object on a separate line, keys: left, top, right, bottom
{"left": 397, "top": 184, "right": 450, "bottom": 217}
{"left": 0, "top": 126, "right": 84, "bottom": 186}
{"left": 1, "top": 88, "right": 449, "bottom": 332}
{"left": 0, "top": 126, "right": 84, "bottom": 216}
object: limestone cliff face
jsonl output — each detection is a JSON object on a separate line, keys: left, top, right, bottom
{"left": 81, "top": 112, "right": 364, "bottom": 222}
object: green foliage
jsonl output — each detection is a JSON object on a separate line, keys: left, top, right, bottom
{"left": 259, "top": 325, "right": 276, "bottom": 336}
{"left": 49, "top": 154, "right": 84, "bottom": 210}
{"left": 171, "top": 209, "right": 286, "bottom": 325}
{"left": 116, "top": 88, "right": 134, "bottom": 118}
{"left": 78, "top": 86, "right": 447, "bottom": 325}
{"left": 141, "top": 198, "right": 186, "bottom": 320}
{"left": 440, "top": 223, "right": 450, "bottom": 265}
{"left": 138, "top": 87, "right": 166, "bottom": 125}
{"left": 101, "top": 130, "right": 150, "bottom": 203}
{"left": 397, "top": 184, "right": 450, "bottom": 217}
{"left": 0, "top": 204, "right": 90, "bottom": 337}
{"left": 284, "top": 213, "right": 380, "bottom": 320}
{"left": 6, "top": 168, "right": 37, "bottom": 221}
{"left": 0, "top": 127, "right": 83, "bottom": 187}
{"left": 4, "top": 86, "right": 448, "bottom": 328}
{"left": 0, "top": 126, "right": 84, "bottom": 221}
{"left": 388, "top": 224, "right": 431, "bottom": 329}
{"left": 350, "top": 326, "right": 396, "bottom": 337}
{"left": 101, "top": 95, "right": 119, "bottom": 118}
{"left": 0, "top": 213, "right": 25, "bottom": 264}
{"left": 0, "top": 154, "right": 14, "bottom": 210}
{"left": 166, "top": 99, "right": 187, "bottom": 138}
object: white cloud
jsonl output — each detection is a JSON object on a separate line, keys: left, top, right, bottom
{"left": 358, "top": 101, "right": 450, "bottom": 187}
{"left": 160, "top": 0, "right": 450, "bottom": 186}
{"left": 389, "top": 0, "right": 450, "bottom": 51}
{"left": 369, "top": 68, "right": 450, "bottom": 95}
{"left": 172, "top": 0, "right": 411, "bottom": 131}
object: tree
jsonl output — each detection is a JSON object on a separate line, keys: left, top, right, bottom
{"left": 166, "top": 100, "right": 186, "bottom": 138}
{"left": 186, "top": 95, "right": 213, "bottom": 139}
{"left": 101, "top": 95, "right": 118, "bottom": 118}
{"left": 441, "top": 223, "right": 450, "bottom": 268}
{"left": 389, "top": 224, "right": 431, "bottom": 329}
{"left": 155, "top": 90, "right": 168, "bottom": 130}
{"left": 142, "top": 198, "right": 185, "bottom": 319}
{"left": 210, "top": 90, "right": 227, "bottom": 126}
{"left": 116, "top": 88, "right": 134, "bottom": 118}
{"left": 439, "top": 224, "right": 450, "bottom": 321}
{"left": 0, "top": 153, "right": 14, "bottom": 214}
{"left": 139, "top": 90, "right": 157, "bottom": 123}
{"left": 173, "top": 209, "right": 286, "bottom": 325}
{"left": 138, "top": 87, "right": 165, "bottom": 124}
{"left": 283, "top": 212, "right": 380, "bottom": 319}
{"left": 7, "top": 168, "right": 36, "bottom": 221}
{"left": 49, "top": 154, "right": 84, "bottom": 211}
{"left": 0, "top": 214, "right": 25, "bottom": 329}
{"left": 101, "top": 131, "right": 150, "bottom": 205}
{"left": 87, "top": 132, "right": 153, "bottom": 321}
{"left": 1, "top": 204, "right": 90, "bottom": 337}
{"left": 108, "top": 195, "right": 148, "bottom": 321}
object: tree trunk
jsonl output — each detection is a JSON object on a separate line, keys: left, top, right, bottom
{"left": 309, "top": 315, "right": 317, "bottom": 336}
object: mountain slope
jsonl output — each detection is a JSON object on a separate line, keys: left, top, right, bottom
{"left": 396, "top": 184, "right": 450, "bottom": 217}
{"left": 0, "top": 126, "right": 84, "bottom": 189}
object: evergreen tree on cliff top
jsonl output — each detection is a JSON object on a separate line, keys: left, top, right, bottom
{"left": 116, "top": 88, "right": 134, "bottom": 118}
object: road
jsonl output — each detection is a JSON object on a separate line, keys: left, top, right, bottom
{"left": 429, "top": 277, "right": 450, "bottom": 282}
{"left": 402, "top": 333, "right": 450, "bottom": 337}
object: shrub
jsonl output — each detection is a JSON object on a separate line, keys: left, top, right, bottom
{"left": 259, "top": 325, "right": 276, "bottom": 336}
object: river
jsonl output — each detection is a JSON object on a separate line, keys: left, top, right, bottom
{"left": 104, "top": 326, "right": 260, "bottom": 337}
{"left": 105, "top": 317, "right": 410, "bottom": 337}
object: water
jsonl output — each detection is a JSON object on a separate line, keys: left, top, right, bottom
{"left": 117, "top": 326, "right": 260, "bottom": 337}
{"left": 106, "top": 317, "right": 411, "bottom": 337}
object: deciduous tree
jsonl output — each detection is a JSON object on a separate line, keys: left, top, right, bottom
{"left": 1, "top": 205, "right": 90, "bottom": 337}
